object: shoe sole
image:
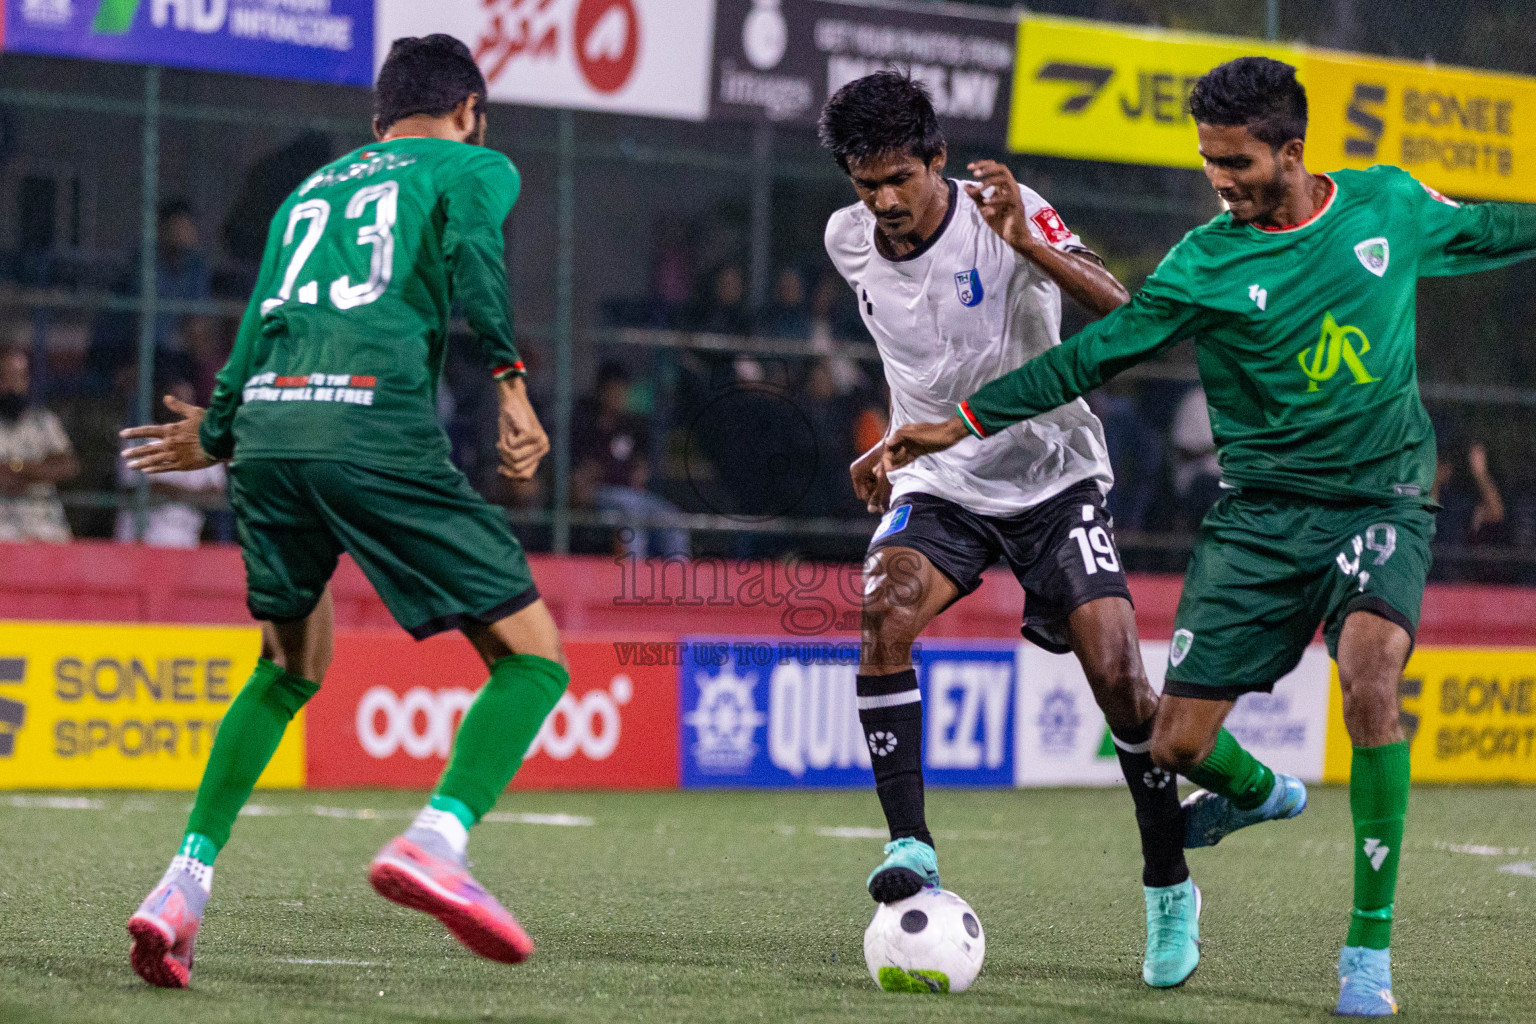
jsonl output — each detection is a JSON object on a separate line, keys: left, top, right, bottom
{"left": 369, "top": 858, "right": 534, "bottom": 964}
{"left": 127, "top": 914, "right": 189, "bottom": 989}
{"left": 868, "top": 866, "right": 926, "bottom": 904}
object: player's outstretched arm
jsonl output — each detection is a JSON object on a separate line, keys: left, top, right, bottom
{"left": 1411, "top": 173, "right": 1536, "bottom": 277}
{"left": 961, "top": 281, "right": 1206, "bottom": 441}
{"left": 119, "top": 395, "right": 218, "bottom": 474}
{"left": 965, "top": 160, "right": 1128, "bottom": 317}
{"left": 496, "top": 376, "right": 549, "bottom": 481}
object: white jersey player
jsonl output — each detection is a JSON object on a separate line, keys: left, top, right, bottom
{"left": 817, "top": 70, "right": 1201, "bottom": 992}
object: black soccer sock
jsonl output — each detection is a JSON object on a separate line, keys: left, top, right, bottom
{"left": 857, "top": 670, "right": 932, "bottom": 850}
{"left": 1111, "top": 715, "right": 1189, "bottom": 888}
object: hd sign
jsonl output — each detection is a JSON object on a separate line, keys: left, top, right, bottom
{"left": 377, "top": 0, "right": 717, "bottom": 121}
{"left": 0, "top": 622, "right": 303, "bottom": 789}
{"left": 2, "top": 0, "right": 375, "bottom": 86}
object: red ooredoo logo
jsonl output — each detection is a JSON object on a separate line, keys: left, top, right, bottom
{"left": 574, "top": 0, "right": 639, "bottom": 94}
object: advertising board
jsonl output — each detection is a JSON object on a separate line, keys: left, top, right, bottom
{"left": 711, "top": 0, "right": 1015, "bottom": 143}
{"left": 680, "top": 637, "right": 1018, "bottom": 788}
{"left": 0, "top": 622, "right": 303, "bottom": 789}
{"left": 304, "top": 632, "right": 679, "bottom": 790}
{"left": 3, "top": 0, "right": 374, "bottom": 85}
{"left": 377, "top": 0, "right": 716, "bottom": 121}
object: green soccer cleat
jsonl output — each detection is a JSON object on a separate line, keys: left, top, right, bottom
{"left": 866, "top": 837, "right": 940, "bottom": 903}
{"left": 1335, "top": 946, "right": 1398, "bottom": 1016}
{"left": 1183, "top": 773, "right": 1308, "bottom": 848}
{"left": 1142, "top": 879, "right": 1201, "bottom": 987}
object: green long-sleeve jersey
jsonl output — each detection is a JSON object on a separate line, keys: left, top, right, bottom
{"left": 199, "top": 136, "right": 524, "bottom": 471}
{"left": 957, "top": 166, "right": 1536, "bottom": 505}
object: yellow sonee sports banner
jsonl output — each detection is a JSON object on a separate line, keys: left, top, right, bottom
{"left": 0, "top": 622, "right": 304, "bottom": 789}
{"left": 1009, "top": 16, "right": 1302, "bottom": 169}
{"left": 1304, "top": 50, "right": 1536, "bottom": 205}
{"left": 1324, "top": 647, "right": 1536, "bottom": 784}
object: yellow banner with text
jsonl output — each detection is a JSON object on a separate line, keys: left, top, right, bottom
{"left": 1305, "top": 50, "right": 1536, "bottom": 203}
{"left": 1009, "top": 16, "right": 1302, "bottom": 169}
{"left": 1324, "top": 647, "right": 1536, "bottom": 783}
{"left": 0, "top": 622, "right": 304, "bottom": 789}
{"left": 1009, "top": 17, "right": 1536, "bottom": 202}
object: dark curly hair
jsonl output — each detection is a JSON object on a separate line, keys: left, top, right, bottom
{"left": 818, "top": 70, "right": 945, "bottom": 173}
{"left": 375, "top": 34, "right": 488, "bottom": 135}
{"left": 1189, "top": 56, "right": 1308, "bottom": 149}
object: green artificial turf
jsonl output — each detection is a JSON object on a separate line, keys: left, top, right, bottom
{"left": 1, "top": 787, "right": 1532, "bottom": 1023}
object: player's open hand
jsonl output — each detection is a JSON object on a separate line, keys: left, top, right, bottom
{"left": 850, "top": 441, "right": 892, "bottom": 514}
{"left": 496, "top": 376, "right": 550, "bottom": 481}
{"left": 883, "top": 416, "right": 970, "bottom": 472}
{"left": 965, "top": 160, "right": 1029, "bottom": 252}
{"left": 119, "top": 395, "right": 217, "bottom": 474}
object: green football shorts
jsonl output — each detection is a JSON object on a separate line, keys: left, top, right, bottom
{"left": 228, "top": 458, "right": 539, "bottom": 639}
{"left": 1163, "top": 490, "right": 1434, "bottom": 700}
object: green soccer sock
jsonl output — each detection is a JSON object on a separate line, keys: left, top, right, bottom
{"left": 1183, "top": 728, "right": 1276, "bottom": 811}
{"left": 183, "top": 658, "right": 319, "bottom": 855}
{"left": 1346, "top": 741, "right": 1410, "bottom": 950}
{"left": 434, "top": 654, "right": 569, "bottom": 823}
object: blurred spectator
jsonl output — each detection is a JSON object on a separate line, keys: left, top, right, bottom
{"left": 572, "top": 361, "right": 688, "bottom": 558}
{"left": 757, "top": 267, "right": 811, "bottom": 339}
{"left": 86, "top": 199, "right": 212, "bottom": 392}
{"left": 851, "top": 378, "right": 890, "bottom": 457}
{"left": 0, "top": 345, "right": 78, "bottom": 542}
{"left": 1169, "top": 385, "right": 1223, "bottom": 528}
{"left": 797, "top": 359, "right": 860, "bottom": 517}
{"left": 114, "top": 380, "right": 226, "bottom": 548}
{"left": 649, "top": 219, "right": 695, "bottom": 328}
{"left": 695, "top": 265, "right": 751, "bottom": 336}
{"left": 1087, "top": 387, "right": 1162, "bottom": 533}
{"left": 809, "top": 269, "right": 866, "bottom": 395}
{"left": 1433, "top": 442, "right": 1506, "bottom": 544}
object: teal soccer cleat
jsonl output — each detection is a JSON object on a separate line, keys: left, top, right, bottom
{"left": 1336, "top": 945, "right": 1398, "bottom": 1016}
{"left": 1142, "top": 879, "right": 1201, "bottom": 987}
{"left": 1183, "top": 773, "right": 1307, "bottom": 849}
{"left": 866, "top": 837, "right": 940, "bottom": 903}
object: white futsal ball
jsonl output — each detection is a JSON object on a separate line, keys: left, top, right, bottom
{"left": 863, "top": 888, "right": 985, "bottom": 993}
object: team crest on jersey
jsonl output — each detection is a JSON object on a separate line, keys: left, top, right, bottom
{"left": 1354, "top": 237, "right": 1390, "bottom": 277}
{"left": 954, "top": 268, "right": 984, "bottom": 307}
{"left": 1169, "top": 629, "right": 1194, "bottom": 667}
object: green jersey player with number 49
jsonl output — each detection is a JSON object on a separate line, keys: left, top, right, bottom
{"left": 119, "top": 35, "right": 570, "bottom": 987}
{"left": 886, "top": 57, "right": 1536, "bottom": 1016}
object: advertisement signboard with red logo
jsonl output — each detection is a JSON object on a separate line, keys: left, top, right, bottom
{"left": 306, "top": 631, "right": 679, "bottom": 790}
{"left": 376, "top": 0, "right": 716, "bottom": 121}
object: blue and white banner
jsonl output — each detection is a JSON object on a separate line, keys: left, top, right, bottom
{"left": 4, "top": 0, "right": 375, "bottom": 87}
{"left": 679, "top": 637, "right": 1018, "bottom": 789}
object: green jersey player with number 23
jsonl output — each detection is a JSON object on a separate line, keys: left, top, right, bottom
{"left": 885, "top": 57, "right": 1536, "bottom": 1017}
{"left": 120, "top": 35, "right": 570, "bottom": 988}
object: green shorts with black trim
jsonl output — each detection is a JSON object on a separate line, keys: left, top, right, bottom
{"left": 1163, "top": 490, "right": 1435, "bottom": 700}
{"left": 229, "top": 458, "right": 539, "bottom": 640}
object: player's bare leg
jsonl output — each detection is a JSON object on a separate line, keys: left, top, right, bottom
{"left": 1068, "top": 598, "right": 1199, "bottom": 986}
{"left": 858, "top": 546, "right": 957, "bottom": 901}
{"left": 128, "top": 590, "right": 335, "bottom": 987}
{"left": 1153, "top": 694, "right": 1308, "bottom": 849}
{"left": 1332, "top": 611, "right": 1411, "bottom": 1017}
{"left": 370, "top": 599, "right": 567, "bottom": 964}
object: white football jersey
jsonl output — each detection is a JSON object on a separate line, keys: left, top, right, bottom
{"left": 825, "top": 179, "right": 1113, "bottom": 517}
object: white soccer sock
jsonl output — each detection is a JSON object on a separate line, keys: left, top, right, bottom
{"left": 411, "top": 805, "right": 469, "bottom": 857}
{"left": 169, "top": 854, "right": 214, "bottom": 893}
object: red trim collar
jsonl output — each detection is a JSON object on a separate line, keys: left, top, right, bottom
{"left": 1253, "top": 175, "right": 1336, "bottom": 233}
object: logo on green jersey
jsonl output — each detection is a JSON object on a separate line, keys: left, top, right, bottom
{"left": 1298, "top": 312, "right": 1380, "bottom": 393}
{"left": 92, "top": 0, "right": 142, "bottom": 34}
{"left": 1169, "top": 629, "right": 1193, "bottom": 667}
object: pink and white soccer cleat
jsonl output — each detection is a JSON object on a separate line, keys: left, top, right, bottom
{"left": 368, "top": 832, "right": 534, "bottom": 964}
{"left": 127, "top": 868, "right": 207, "bottom": 988}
